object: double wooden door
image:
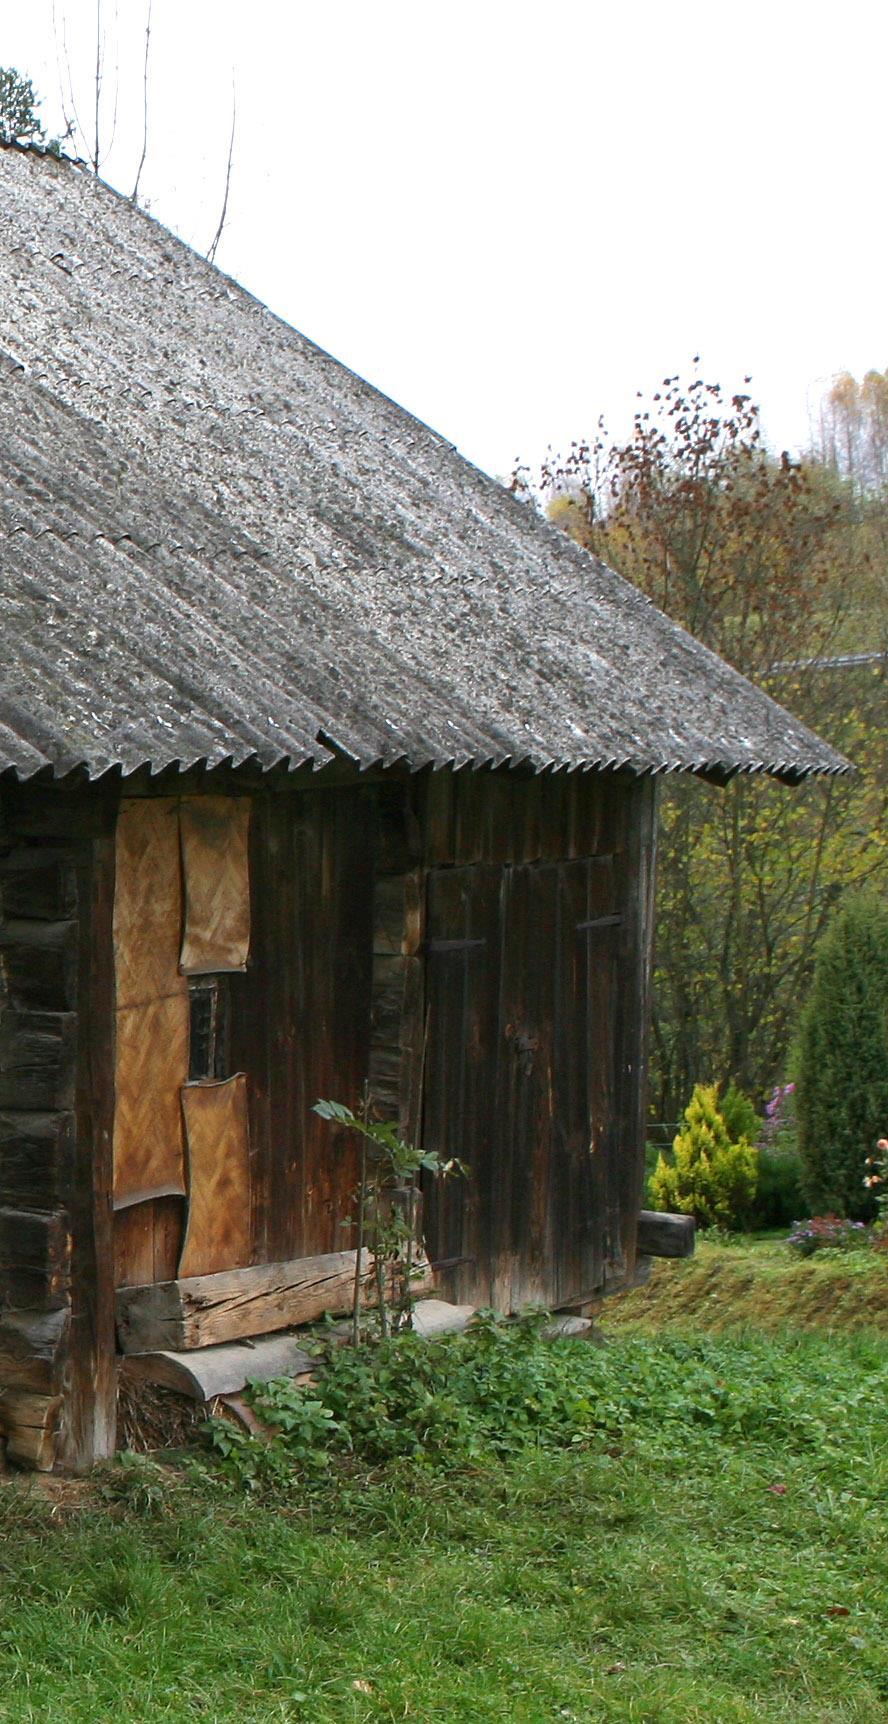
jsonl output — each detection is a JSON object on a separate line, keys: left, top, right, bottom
{"left": 422, "top": 858, "right": 626, "bottom": 1312}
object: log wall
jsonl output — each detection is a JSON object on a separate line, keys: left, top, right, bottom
{"left": 0, "top": 788, "right": 116, "bottom": 1470}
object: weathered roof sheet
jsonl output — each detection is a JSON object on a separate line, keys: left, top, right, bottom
{"left": 0, "top": 146, "right": 848, "bottom": 784}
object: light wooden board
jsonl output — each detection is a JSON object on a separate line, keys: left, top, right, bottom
{"left": 113, "top": 999, "right": 189, "bottom": 1206}
{"left": 179, "top": 1076, "right": 251, "bottom": 1277}
{"left": 113, "top": 799, "right": 188, "bottom": 1207}
{"left": 117, "top": 1249, "right": 433, "bottom": 1352}
{"left": 113, "top": 799, "right": 184, "bottom": 1010}
{"left": 179, "top": 796, "right": 251, "bottom": 974}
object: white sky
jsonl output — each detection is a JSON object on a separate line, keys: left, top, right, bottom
{"left": 2, "top": 0, "right": 885, "bottom": 479}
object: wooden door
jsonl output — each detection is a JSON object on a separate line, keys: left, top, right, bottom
{"left": 422, "top": 857, "right": 623, "bottom": 1310}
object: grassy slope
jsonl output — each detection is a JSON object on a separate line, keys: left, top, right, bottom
{"left": 602, "top": 1235, "right": 888, "bottom": 1333}
{"left": 0, "top": 1247, "right": 885, "bottom": 1723}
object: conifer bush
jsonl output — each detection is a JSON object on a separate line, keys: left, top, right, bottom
{"left": 650, "top": 1082, "right": 758, "bottom": 1229}
{"left": 796, "top": 893, "right": 888, "bottom": 1218}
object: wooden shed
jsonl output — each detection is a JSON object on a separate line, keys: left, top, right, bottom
{"left": 0, "top": 145, "right": 847, "bottom": 1469}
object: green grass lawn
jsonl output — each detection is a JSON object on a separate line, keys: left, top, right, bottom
{"left": 0, "top": 1251, "right": 886, "bottom": 1722}
{"left": 603, "top": 1232, "right": 888, "bottom": 1333}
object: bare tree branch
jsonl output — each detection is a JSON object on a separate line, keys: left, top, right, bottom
{"left": 131, "top": 0, "right": 152, "bottom": 203}
{"left": 53, "top": 2, "right": 88, "bottom": 157}
{"left": 207, "top": 83, "right": 236, "bottom": 265}
{"left": 93, "top": 0, "right": 102, "bottom": 172}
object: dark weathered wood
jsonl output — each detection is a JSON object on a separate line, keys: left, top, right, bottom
{"left": 0, "top": 1206, "right": 71, "bottom": 1309}
{"left": 0, "top": 1110, "right": 75, "bottom": 1207}
{"left": 423, "top": 863, "right": 501, "bottom": 1306}
{"left": 117, "top": 1248, "right": 434, "bottom": 1352}
{"left": 617, "top": 777, "right": 658, "bottom": 1276}
{"left": 0, "top": 919, "right": 78, "bottom": 1011}
{"left": 0, "top": 1389, "right": 62, "bottom": 1471}
{"left": 0, "top": 1308, "right": 68, "bottom": 1392}
{"left": 636, "top": 1209, "right": 695, "bottom": 1258}
{"left": 57, "top": 811, "right": 118, "bottom": 1471}
{"left": 0, "top": 849, "right": 78, "bottom": 921}
{"left": 0, "top": 1205, "right": 70, "bottom": 1272}
{"left": 0, "top": 1010, "right": 77, "bottom": 1109}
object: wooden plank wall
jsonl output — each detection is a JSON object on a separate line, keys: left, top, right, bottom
{"left": 0, "top": 764, "right": 653, "bottom": 1466}
{"left": 0, "top": 786, "right": 116, "bottom": 1470}
{"left": 228, "top": 783, "right": 376, "bottom": 1265}
{"left": 417, "top": 766, "right": 649, "bottom": 1311}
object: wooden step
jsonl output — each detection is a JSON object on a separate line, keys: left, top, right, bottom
{"left": 117, "top": 1248, "right": 434, "bottom": 1353}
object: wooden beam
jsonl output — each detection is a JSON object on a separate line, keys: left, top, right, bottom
{"left": 0, "top": 1206, "right": 71, "bottom": 1309}
{"left": 0, "top": 1111, "right": 75, "bottom": 1208}
{"left": 56, "top": 815, "right": 118, "bottom": 1471}
{"left": 636, "top": 1209, "right": 695, "bottom": 1259}
{"left": 119, "top": 1331, "right": 316, "bottom": 1400}
{"left": 0, "top": 1308, "right": 68, "bottom": 1392}
{"left": 117, "top": 1249, "right": 434, "bottom": 1353}
{"left": 0, "top": 1010, "right": 77, "bottom": 1110}
{"left": 0, "top": 1389, "right": 61, "bottom": 1471}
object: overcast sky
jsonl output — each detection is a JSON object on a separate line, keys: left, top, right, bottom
{"left": 3, "top": 0, "right": 885, "bottom": 479}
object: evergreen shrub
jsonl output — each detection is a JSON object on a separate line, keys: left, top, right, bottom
{"left": 796, "top": 893, "right": 888, "bottom": 1218}
{"left": 650, "top": 1082, "right": 758, "bottom": 1229}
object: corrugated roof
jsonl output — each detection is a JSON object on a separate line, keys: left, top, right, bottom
{"left": 0, "top": 146, "right": 848, "bottom": 784}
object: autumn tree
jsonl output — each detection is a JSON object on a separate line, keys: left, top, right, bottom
{"left": 811, "top": 367, "right": 888, "bottom": 656}
{"left": 521, "top": 370, "right": 888, "bottom": 1122}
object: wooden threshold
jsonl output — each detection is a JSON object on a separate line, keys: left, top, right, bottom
{"left": 116, "top": 1248, "right": 434, "bottom": 1353}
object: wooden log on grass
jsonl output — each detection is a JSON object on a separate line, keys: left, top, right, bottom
{"left": 117, "top": 1248, "right": 434, "bottom": 1354}
{"left": 636, "top": 1210, "right": 695, "bottom": 1259}
{"left": 119, "top": 1331, "right": 316, "bottom": 1401}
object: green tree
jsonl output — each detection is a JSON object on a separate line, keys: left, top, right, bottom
{"left": 0, "top": 68, "right": 46, "bottom": 147}
{"left": 796, "top": 893, "right": 888, "bottom": 1218}
{"left": 525, "top": 370, "right": 888, "bottom": 1120}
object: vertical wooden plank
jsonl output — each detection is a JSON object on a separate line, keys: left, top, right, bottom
{"left": 113, "top": 1203, "right": 155, "bottom": 1289}
{"left": 513, "top": 772, "right": 542, "bottom": 864}
{"left": 58, "top": 802, "right": 118, "bottom": 1471}
{"left": 270, "top": 788, "right": 302, "bottom": 1259}
{"left": 152, "top": 1196, "right": 184, "bottom": 1283}
{"left": 552, "top": 859, "right": 600, "bottom": 1306}
{"left": 614, "top": 776, "right": 658, "bottom": 1278}
{"left": 483, "top": 771, "right": 515, "bottom": 864}
{"left": 423, "top": 768, "right": 454, "bottom": 867}
{"left": 227, "top": 790, "right": 272, "bottom": 1265}
{"left": 570, "top": 769, "right": 603, "bottom": 859}
{"left": 498, "top": 864, "right": 559, "bottom": 1311}
{"left": 294, "top": 787, "right": 374, "bottom": 1260}
{"left": 421, "top": 864, "right": 501, "bottom": 1306}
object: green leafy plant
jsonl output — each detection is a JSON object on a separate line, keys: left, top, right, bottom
{"left": 796, "top": 894, "right": 888, "bottom": 1218}
{"left": 205, "top": 1384, "right": 340, "bottom": 1491}
{"left": 202, "top": 1310, "right": 888, "bottom": 1494}
{"left": 313, "top": 1094, "right": 466, "bottom": 1340}
{"left": 650, "top": 1082, "right": 758, "bottom": 1229}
